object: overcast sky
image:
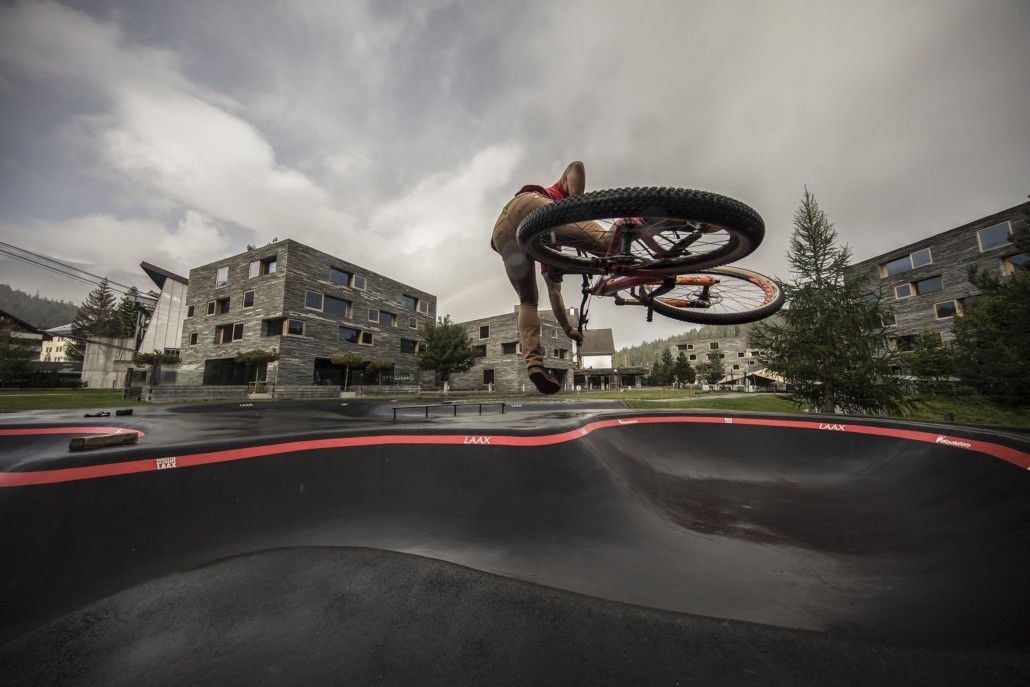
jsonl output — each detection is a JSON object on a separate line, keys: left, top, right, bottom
{"left": 1, "top": 0, "right": 1027, "bottom": 348}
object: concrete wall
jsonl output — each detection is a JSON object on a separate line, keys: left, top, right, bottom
{"left": 81, "top": 336, "right": 135, "bottom": 389}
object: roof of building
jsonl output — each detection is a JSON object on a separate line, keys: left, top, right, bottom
{"left": 0, "top": 309, "right": 51, "bottom": 339}
{"left": 141, "top": 261, "right": 189, "bottom": 289}
{"left": 580, "top": 329, "right": 615, "bottom": 356}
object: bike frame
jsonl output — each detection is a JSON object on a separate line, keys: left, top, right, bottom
{"left": 563, "top": 219, "right": 725, "bottom": 331}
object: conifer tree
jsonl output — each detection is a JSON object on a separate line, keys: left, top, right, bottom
{"left": 69, "top": 278, "right": 122, "bottom": 361}
{"left": 748, "top": 189, "right": 909, "bottom": 414}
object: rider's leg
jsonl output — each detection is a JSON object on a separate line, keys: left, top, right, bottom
{"left": 491, "top": 194, "right": 560, "bottom": 393}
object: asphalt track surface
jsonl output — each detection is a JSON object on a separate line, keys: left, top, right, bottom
{"left": 1, "top": 399, "right": 1028, "bottom": 685}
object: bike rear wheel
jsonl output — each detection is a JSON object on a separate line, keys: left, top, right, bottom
{"left": 624, "top": 266, "right": 784, "bottom": 325}
{"left": 517, "top": 187, "right": 765, "bottom": 275}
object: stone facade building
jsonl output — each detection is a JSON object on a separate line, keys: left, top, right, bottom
{"left": 449, "top": 308, "right": 577, "bottom": 392}
{"left": 671, "top": 336, "right": 764, "bottom": 386}
{"left": 845, "top": 200, "right": 1029, "bottom": 351}
{"left": 176, "top": 240, "right": 437, "bottom": 390}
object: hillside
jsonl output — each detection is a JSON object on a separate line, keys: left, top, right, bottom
{"left": 613, "top": 321, "right": 774, "bottom": 367}
{"left": 0, "top": 284, "right": 79, "bottom": 330}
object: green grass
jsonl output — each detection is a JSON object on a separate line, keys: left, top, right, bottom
{"left": 0, "top": 389, "right": 143, "bottom": 413}
{"left": 623, "top": 394, "right": 798, "bottom": 413}
{"left": 2, "top": 387, "right": 1025, "bottom": 430}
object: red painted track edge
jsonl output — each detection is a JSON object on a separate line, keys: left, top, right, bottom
{"left": 1, "top": 415, "right": 1026, "bottom": 488}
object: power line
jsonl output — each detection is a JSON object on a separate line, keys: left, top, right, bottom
{"left": 0, "top": 241, "right": 140, "bottom": 297}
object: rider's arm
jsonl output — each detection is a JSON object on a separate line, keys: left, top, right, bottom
{"left": 543, "top": 272, "right": 585, "bottom": 344}
{"left": 559, "top": 161, "right": 585, "bottom": 197}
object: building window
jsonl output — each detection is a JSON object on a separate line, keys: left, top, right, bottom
{"left": 689, "top": 354, "right": 696, "bottom": 361}
{"left": 483, "top": 369, "right": 495, "bottom": 385}
{"left": 710, "top": 342, "right": 719, "bottom": 350}
{"left": 934, "top": 300, "right": 959, "bottom": 319}
{"left": 249, "top": 256, "right": 277, "bottom": 278}
{"left": 1003, "top": 253, "right": 1028, "bottom": 276}
{"left": 977, "top": 222, "right": 1011, "bottom": 252}
{"left": 187, "top": 305, "right": 195, "bottom": 318}
{"left": 881, "top": 248, "right": 933, "bottom": 277}
{"left": 400, "top": 339, "right": 421, "bottom": 354}
{"left": 881, "top": 310, "right": 897, "bottom": 326}
{"left": 215, "top": 323, "right": 244, "bottom": 344}
{"left": 479, "top": 325, "right": 490, "bottom": 339}
{"left": 330, "top": 267, "right": 352, "bottom": 286}
{"left": 418, "top": 300, "right": 429, "bottom": 314}
{"left": 215, "top": 266, "right": 229, "bottom": 287}
{"left": 915, "top": 275, "right": 943, "bottom": 295}
{"left": 340, "top": 327, "right": 374, "bottom": 345}
{"left": 408, "top": 316, "right": 418, "bottom": 329}
{"left": 732, "top": 364, "right": 740, "bottom": 371}
{"left": 243, "top": 290, "right": 255, "bottom": 308}
{"left": 401, "top": 295, "right": 417, "bottom": 311}
{"left": 331, "top": 268, "right": 366, "bottom": 290}
{"left": 556, "top": 348, "right": 568, "bottom": 359}
{"left": 189, "top": 332, "right": 198, "bottom": 345}
{"left": 208, "top": 297, "right": 230, "bottom": 314}
{"left": 367, "top": 308, "right": 395, "bottom": 326}
{"left": 676, "top": 344, "right": 689, "bottom": 351}
{"left": 324, "top": 295, "right": 350, "bottom": 317}
{"left": 263, "top": 318, "right": 283, "bottom": 336}
{"left": 895, "top": 283, "right": 913, "bottom": 299}
{"left": 285, "top": 319, "right": 305, "bottom": 336}
{"left": 738, "top": 352, "right": 745, "bottom": 358}
{"left": 502, "top": 342, "right": 518, "bottom": 354}
{"left": 889, "top": 335, "right": 918, "bottom": 352}
{"left": 473, "top": 344, "right": 487, "bottom": 357}
{"left": 306, "top": 291, "right": 323, "bottom": 310}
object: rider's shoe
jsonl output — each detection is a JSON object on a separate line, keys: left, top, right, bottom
{"left": 528, "top": 366, "right": 560, "bottom": 395}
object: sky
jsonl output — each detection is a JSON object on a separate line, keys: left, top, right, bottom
{"left": 1, "top": 0, "right": 1028, "bottom": 349}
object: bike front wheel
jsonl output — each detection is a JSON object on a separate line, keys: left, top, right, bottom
{"left": 625, "top": 266, "right": 784, "bottom": 325}
{"left": 517, "top": 187, "right": 765, "bottom": 275}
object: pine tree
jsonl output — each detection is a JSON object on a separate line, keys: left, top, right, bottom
{"left": 0, "top": 330, "right": 36, "bottom": 387}
{"left": 673, "top": 351, "right": 695, "bottom": 385}
{"left": 69, "top": 278, "right": 122, "bottom": 361}
{"left": 115, "top": 287, "right": 142, "bottom": 338}
{"left": 748, "top": 189, "right": 910, "bottom": 414}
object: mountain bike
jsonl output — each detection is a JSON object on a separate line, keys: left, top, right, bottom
{"left": 516, "top": 187, "right": 785, "bottom": 328}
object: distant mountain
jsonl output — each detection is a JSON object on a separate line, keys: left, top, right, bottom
{"left": 0, "top": 284, "right": 80, "bottom": 330}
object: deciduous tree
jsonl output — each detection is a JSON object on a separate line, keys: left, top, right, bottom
{"left": 417, "top": 315, "right": 475, "bottom": 383}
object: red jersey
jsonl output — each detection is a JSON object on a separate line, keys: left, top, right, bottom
{"left": 517, "top": 179, "right": 568, "bottom": 201}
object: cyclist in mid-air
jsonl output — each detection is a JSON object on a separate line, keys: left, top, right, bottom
{"left": 490, "top": 160, "right": 607, "bottom": 394}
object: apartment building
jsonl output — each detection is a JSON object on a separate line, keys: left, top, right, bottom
{"left": 846, "top": 201, "right": 1029, "bottom": 351}
{"left": 177, "top": 240, "right": 437, "bottom": 389}
{"left": 672, "top": 336, "right": 764, "bottom": 383}
{"left": 449, "top": 308, "right": 577, "bottom": 391}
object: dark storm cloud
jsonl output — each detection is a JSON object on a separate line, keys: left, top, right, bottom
{"left": 1, "top": 0, "right": 1027, "bottom": 347}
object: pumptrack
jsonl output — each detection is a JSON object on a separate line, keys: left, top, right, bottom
{"left": 1, "top": 400, "right": 1028, "bottom": 685}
